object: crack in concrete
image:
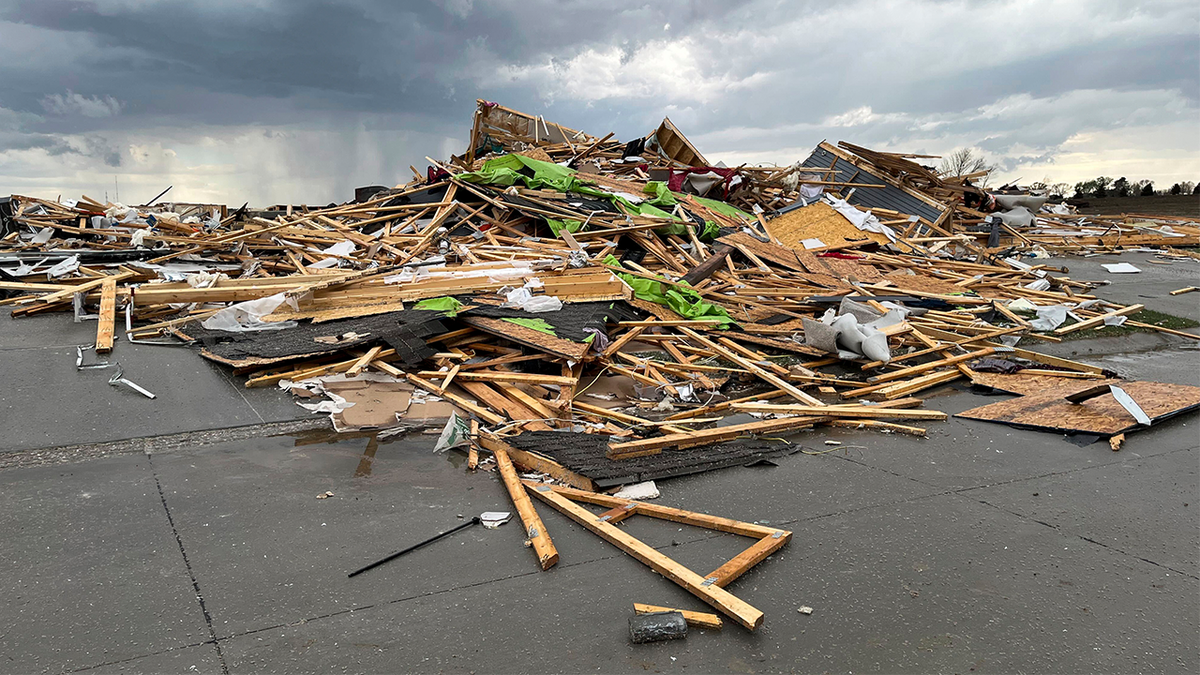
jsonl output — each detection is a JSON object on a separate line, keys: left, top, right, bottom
{"left": 148, "top": 453, "right": 230, "bottom": 675}
{"left": 825, "top": 446, "right": 1200, "bottom": 580}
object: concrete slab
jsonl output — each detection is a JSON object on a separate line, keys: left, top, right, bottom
{"left": 79, "top": 643, "right": 223, "bottom": 675}
{"left": 0, "top": 315, "right": 309, "bottom": 452}
{"left": 966, "top": 448, "right": 1198, "bottom": 573}
{"left": 0, "top": 454, "right": 210, "bottom": 673}
{"left": 1048, "top": 252, "right": 1200, "bottom": 324}
{"left": 149, "top": 432, "right": 624, "bottom": 639}
{"left": 216, "top": 491, "right": 1199, "bottom": 674}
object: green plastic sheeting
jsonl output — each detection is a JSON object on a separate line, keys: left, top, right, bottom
{"left": 413, "top": 296, "right": 464, "bottom": 316}
{"left": 458, "top": 154, "right": 587, "bottom": 193}
{"left": 604, "top": 255, "right": 735, "bottom": 328}
{"left": 641, "top": 181, "right": 746, "bottom": 241}
{"left": 459, "top": 155, "right": 734, "bottom": 239}
{"left": 546, "top": 218, "right": 584, "bottom": 236}
{"left": 501, "top": 317, "right": 559, "bottom": 336}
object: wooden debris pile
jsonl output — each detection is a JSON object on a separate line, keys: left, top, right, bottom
{"left": 4, "top": 99, "right": 1200, "bottom": 631}
{"left": 3, "top": 100, "right": 1198, "bottom": 452}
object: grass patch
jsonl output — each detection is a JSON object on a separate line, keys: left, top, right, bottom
{"left": 1057, "top": 309, "right": 1199, "bottom": 340}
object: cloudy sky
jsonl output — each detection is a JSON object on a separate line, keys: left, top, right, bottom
{"left": 1, "top": 0, "right": 1197, "bottom": 206}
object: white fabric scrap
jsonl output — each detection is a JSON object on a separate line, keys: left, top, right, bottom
{"left": 46, "top": 255, "right": 80, "bottom": 278}
{"left": 1103, "top": 315, "right": 1128, "bottom": 327}
{"left": 480, "top": 511, "right": 513, "bottom": 529}
{"left": 296, "top": 392, "right": 354, "bottom": 414}
{"left": 1102, "top": 263, "right": 1141, "bottom": 274}
{"left": 201, "top": 292, "right": 296, "bottom": 332}
{"left": 823, "top": 195, "right": 897, "bottom": 242}
{"left": 1030, "top": 305, "right": 1069, "bottom": 332}
{"left": 500, "top": 278, "right": 562, "bottom": 313}
{"left": 613, "top": 481, "right": 660, "bottom": 500}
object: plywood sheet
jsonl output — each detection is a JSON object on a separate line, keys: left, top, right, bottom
{"left": 969, "top": 372, "right": 1117, "bottom": 397}
{"left": 463, "top": 316, "right": 591, "bottom": 361}
{"left": 884, "top": 269, "right": 964, "bottom": 295}
{"left": 766, "top": 201, "right": 889, "bottom": 252}
{"left": 955, "top": 380, "right": 1200, "bottom": 436}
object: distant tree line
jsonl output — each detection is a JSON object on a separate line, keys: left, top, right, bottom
{"left": 1029, "top": 177, "right": 1199, "bottom": 199}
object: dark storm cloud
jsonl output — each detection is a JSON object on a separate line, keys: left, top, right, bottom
{"left": 0, "top": 0, "right": 1195, "bottom": 202}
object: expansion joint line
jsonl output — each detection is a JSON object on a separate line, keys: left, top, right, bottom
{"left": 147, "top": 453, "right": 231, "bottom": 674}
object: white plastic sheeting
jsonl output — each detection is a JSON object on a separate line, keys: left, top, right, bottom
{"left": 201, "top": 292, "right": 296, "bottom": 331}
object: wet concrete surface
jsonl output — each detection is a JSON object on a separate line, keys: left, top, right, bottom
{"left": 0, "top": 251, "right": 1197, "bottom": 673}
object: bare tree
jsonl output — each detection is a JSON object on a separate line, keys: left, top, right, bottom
{"left": 937, "top": 148, "right": 997, "bottom": 186}
{"left": 1049, "top": 182, "right": 1071, "bottom": 198}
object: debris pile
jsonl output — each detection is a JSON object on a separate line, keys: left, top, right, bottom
{"left": 4, "top": 99, "right": 1199, "bottom": 631}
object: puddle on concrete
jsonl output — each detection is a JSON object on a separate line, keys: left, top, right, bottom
{"left": 257, "top": 428, "right": 475, "bottom": 483}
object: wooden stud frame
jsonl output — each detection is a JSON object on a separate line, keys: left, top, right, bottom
{"left": 523, "top": 482, "right": 791, "bottom": 630}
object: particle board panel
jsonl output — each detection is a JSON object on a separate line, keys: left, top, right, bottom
{"left": 955, "top": 380, "right": 1200, "bottom": 437}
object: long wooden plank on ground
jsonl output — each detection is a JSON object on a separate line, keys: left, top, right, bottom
{"left": 479, "top": 435, "right": 595, "bottom": 491}
{"left": 633, "top": 604, "right": 723, "bottom": 630}
{"left": 1054, "top": 304, "right": 1143, "bottom": 335}
{"left": 607, "top": 416, "right": 826, "bottom": 458}
{"left": 95, "top": 278, "right": 118, "bottom": 354}
{"left": 524, "top": 483, "right": 767, "bottom": 630}
{"left": 492, "top": 445, "right": 558, "bottom": 570}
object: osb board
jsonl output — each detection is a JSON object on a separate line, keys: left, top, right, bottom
{"left": 820, "top": 257, "right": 884, "bottom": 283}
{"left": 462, "top": 316, "right": 591, "bottom": 361}
{"left": 969, "top": 372, "right": 1119, "bottom": 397}
{"left": 582, "top": 172, "right": 650, "bottom": 197}
{"left": 514, "top": 147, "right": 554, "bottom": 163}
{"left": 884, "top": 270, "right": 964, "bottom": 295}
{"left": 626, "top": 296, "right": 685, "bottom": 322}
{"left": 795, "top": 272, "right": 854, "bottom": 292}
{"left": 717, "top": 232, "right": 807, "bottom": 271}
{"left": 766, "top": 202, "right": 890, "bottom": 251}
{"left": 955, "top": 380, "right": 1200, "bottom": 437}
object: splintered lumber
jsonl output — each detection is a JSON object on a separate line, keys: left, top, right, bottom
{"left": 571, "top": 401, "right": 691, "bottom": 435}
{"left": 398, "top": 372, "right": 507, "bottom": 426}
{"left": 492, "top": 443, "right": 558, "bottom": 570}
{"left": 459, "top": 381, "right": 554, "bottom": 431}
{"left": 524, "top": 482, "right": 782, "bottom": 630}
{"left": 607, "top": 416, "right": 825, "bottom": 459}
{"left": 479, "top": 434, "right": 595, "bottom": 491}
{"left": 914, "top": 326, "right": 1108, "bottom": 375}
{"left": 1054, "top": 304, "right": 1143, "bottom": 335}
{"left": 824, "top": 419, "right": 927, "bottom": 436}
{"left": 634, "top": 604, "right": 723, "bottom": 630}
{"left": 95, "top": 278, "right": 118, "bottom": 354}
{"left": 863, "top": 347, "right": 994, "bottom": 384}
{"left": 730, "top": 403, "right": 947, "bottom": 420}
{"left": 678, "top": 327, "right": 823, "bottom": 406}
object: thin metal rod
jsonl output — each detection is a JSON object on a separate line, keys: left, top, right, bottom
{"left": 347, "top": 516, "right": 480, "bottom": 578}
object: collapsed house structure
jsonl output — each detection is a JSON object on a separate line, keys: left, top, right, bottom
{"left": 3, "top": 100, "right": 1199, "bottom": 631}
